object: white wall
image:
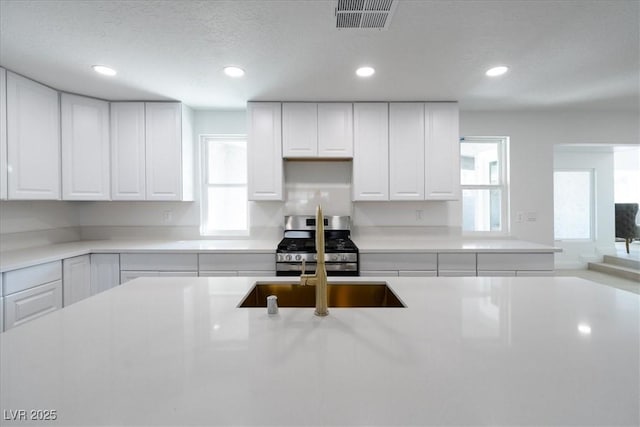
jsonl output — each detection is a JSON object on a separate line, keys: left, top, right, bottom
{"left": 0, "top": 201, "right": 81, "bottom": 250}
{"left": 460, "top": 110, "right": 639, "bottom": 245}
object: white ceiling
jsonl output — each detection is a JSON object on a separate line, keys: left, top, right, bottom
{"left": 1, "top": 0, "right": 638, "bottom": 111}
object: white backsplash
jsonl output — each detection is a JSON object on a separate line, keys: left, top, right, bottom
{"left": 284, "top": 160, "right": 352, "bottom": 216}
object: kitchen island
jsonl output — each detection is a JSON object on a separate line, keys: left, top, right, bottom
{"left": 1, "top": 276, "right": 638, "bottom": 426}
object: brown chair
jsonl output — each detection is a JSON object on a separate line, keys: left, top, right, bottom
{"left": 615, "top": 203, "right": 639, "bottom": 254}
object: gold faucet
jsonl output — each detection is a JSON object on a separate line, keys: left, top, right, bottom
{"left": 300, "top": 205, "right": 329, "bottom": 316}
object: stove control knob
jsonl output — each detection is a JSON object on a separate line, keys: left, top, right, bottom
{"left": 295, "top": 254, "right": 302, "bottom": 261}
{"left": 285, "top": 255, "right": 292, "bottom": 261}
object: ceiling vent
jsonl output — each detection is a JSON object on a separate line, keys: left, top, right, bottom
{"left": 335, "top": 0, "right": 398, "bottom": 30}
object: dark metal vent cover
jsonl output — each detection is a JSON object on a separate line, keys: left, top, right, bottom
{"left": 335, "top": 0, "right": 397, "bottom": 29}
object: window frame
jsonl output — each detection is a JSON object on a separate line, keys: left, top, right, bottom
{"left": 199, "top": 134, "right": 249, "bottom": 237}
{"left": 460, "top": 136, "right": 510, "bottom": 236}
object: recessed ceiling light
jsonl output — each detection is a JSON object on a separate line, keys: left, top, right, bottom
{"left": 224, "top": 66, "right": 245, "bottom": 77}
{"left": 92, "top": 65, "right": 117, "bottom": 76}
{"left": 356, "top": 66, "right": 375, "bottom": 77}
{"left": 486, "top": 66, "right": 509, "bottom": 77}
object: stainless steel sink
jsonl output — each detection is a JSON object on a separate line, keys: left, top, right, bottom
{"left": 238, "top": 282, "right": 406, "bottom": 308}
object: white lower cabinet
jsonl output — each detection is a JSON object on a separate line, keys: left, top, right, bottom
{"left": 478, "top": 271, "right": 517, "bottom": 277}
{"left": 361, "top": 271, "right": 399, "bottom": 277}
{"left": 515, "top": 270, "right": 554, "bottom": 277}
{"left": 398, "top": 271, "right": 437, "bottom": 277}
{"left": 120, "top": 253, "right": 198, "bottom": 284}
{"left": 198, "top": 253, "right": 275, "bottom": 276}
{"left": 438, "top": 253, "right": 476, "bottom": 276}
{"left": 0, "top": 67, "right": 7, "bottom": 200}
{"left": 90, "top": 254, "right": 120, "bottom": 295}
{"left": 477, "top": 253, "right": 553, "bottom": 276}
{"left": 63, "top": 255, "right": 91, "bottom": 307}
{"left": 2, "top": 261, "right": 63, "bottom": 331}
{"left": 4, "top": 281, "right": 63, "bottom": 330}
{"left": 360, "top": 253, "right": 437, "bottom": 277}
{"left": 120, "top": 271, "right": 197, "bottom": 284}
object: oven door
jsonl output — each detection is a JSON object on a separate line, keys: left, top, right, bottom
{"left": 276, "top": 262, "right": 359, "bottom": 276}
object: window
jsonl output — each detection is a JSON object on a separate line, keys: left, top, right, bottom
{"left": 553, "top": 169, "right": 594, "bottom": 240}
{"left": 200, "top": 135, "right": 248, "bottom": 236}
{"left": 460, "top": 137, "right": 509, "bottom": 233}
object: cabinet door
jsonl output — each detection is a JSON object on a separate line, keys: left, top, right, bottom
{"left": 0, "top": 68, "right": 7, "bottom": 200}
{"left": 63, "top": 255, "right": 91, "bottom": 307}
{"left": 389, "top": 103, "right": 425, "bottom": 200}
{"left": 6, "top": 72, "right": 61, "bottom": 200}
{"left": 90, "top": 254, "right": 120, "bottom": 295}
{"left": 61, "top": 94, "right": 110, "bottom": 200}
{"left": 352, "top": 103, "right": 389, "bottom": 201}
{"left": 425, "top": 102, "right": 460, "bottom": 200}
{"left": 247, "top": 102, "right": 283, "bottom": 200}
{"left": 111, "top": 102, "right": 146, "bottom": 200}
{"left": 145, "top": 102, "right": 182, "bottom": 200}
{"left": 282, "top": 103, "right": 317, "bottom": 157}
{"left": 4, "top": 280, "right": 62, "bottom": 330}
{"left": 120, "top": 253, "right": 198, "bottom": 271}
{"left": 318, "top": 103, "right": 353, "bottom": 158}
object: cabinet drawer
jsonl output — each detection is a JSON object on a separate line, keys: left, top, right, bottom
{"left": 4, "top": 280, "right": 62, "bottom": 330}
{"left": 120, "top": 253, "right": 198, "bottom": 271}
{"left": 398, "top": 270, "right": 437, "bottom": 277}
{"left": 120, "top": 271, "right": 197, "bottom": 284}
{"left": 516, "top": 270, "right": 554, "bottom": 277}
{"left": 360, "top": 271, "right": 399, "bottom": 277}
{"left": 477, "top": 270, "right": 516, "bottom": 277}
{"left": 477, "top": 253, "right": 553, "bottom": 271}
{"left": 360, "top": 253, "right": 437, "bottom": 272}
{"left": 438, "top": 253, "right": 476, "bottom": 272}
{"left": 3, "top": 261, "right": 62, "bottom": 296}
{"left": 438, "top": 271, "right": 476, "bottom": 277}
{"left": 198, "top": 253, "right": 274, "bottom": 271}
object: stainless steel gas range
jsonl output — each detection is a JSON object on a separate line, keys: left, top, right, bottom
{"left": 275, "top": 215, "right": 359, "bottom": 276}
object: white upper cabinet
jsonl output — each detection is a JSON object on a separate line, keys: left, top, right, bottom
{"left": 282, "top": 103, "right": 317, "bottom": 157}
{"left": 111, "top": 102, "right": 146, "bottom": 200}
{"left": 61, "top": 94, "right": 110, "bottom": 200}
{"left": 111, "top": 102, "right": 193, "bottom": 201}
{"left": 145, "top": 102, "right": 183, "bottom": 200}
{"left": 318, "top": 103, "right": 353, "bottom": 157}
{"left": 389, "top": 103, "right": 425, "bottom": 200}
{"left": 0, "top": 68, "right": 7, "bottom": 200}
{"left": 352, "top": 103, "right": 389, "bottom": 201}
{"left": 282, "top": 102, "right": 353, "bottom": 158}
{"left": 247, "top": 102, "right": 283, "bottom": 201}
{"left": 6, "top": 72, "right": 61, "bottom": 200}
{"left": 425, "top": 102, "right": 460, "bottom": 200}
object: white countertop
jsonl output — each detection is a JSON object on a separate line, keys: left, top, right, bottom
{"left": 354, "top": 235, "right": 560, "bottom": 253}
{"left": 0, "top": 239, "right": 279, "bottom": 272}
{"left": 0, "top": 237, "right": 559, "bottom": 272}
{"left": 1, "top": 276, "right": 637, "bottom": 426}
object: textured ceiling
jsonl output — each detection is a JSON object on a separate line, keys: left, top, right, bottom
{"left": 0, "top": 0, "right": 638, "bottom": 111}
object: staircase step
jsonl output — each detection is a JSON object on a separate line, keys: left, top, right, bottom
{"left": 603, "top": 255, "right": 640, "bottom": 270}
{"left": 588, "top": 262, "right": 640, "bottom": 282}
